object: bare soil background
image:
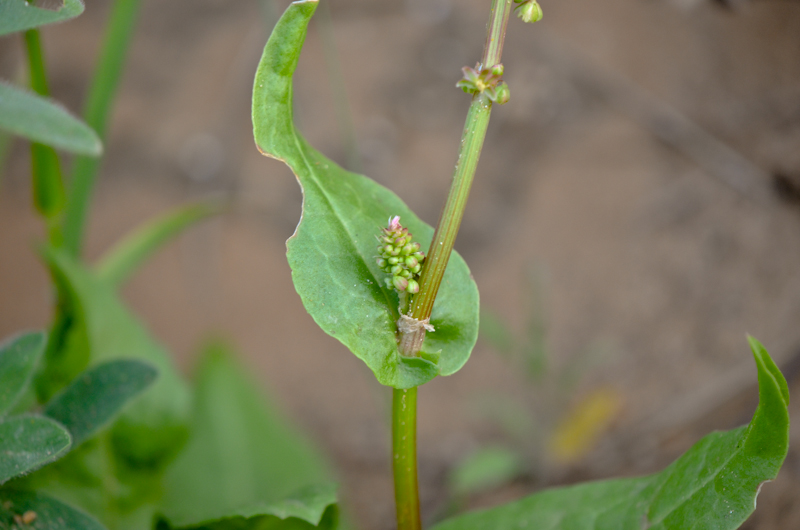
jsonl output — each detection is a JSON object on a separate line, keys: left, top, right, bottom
{"left": 2, "top": 0, "right": 800, "bottom": 528}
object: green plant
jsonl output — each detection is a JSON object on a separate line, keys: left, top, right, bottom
{"left": 251, "top": 1, "right": 789, "bottom": 530}
{"left": 1, "top": 1, "right": 337, "bottom": 529}
{"left": 0, "top": 330, "right": 156, "bottom": 528}
{"left": 0, "top": 0, "right": 791, "bottom": 529}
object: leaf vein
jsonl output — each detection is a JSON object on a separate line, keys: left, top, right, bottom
{"left": 647, "top": 431, "right": 744, "bottom": 527}
{"left": 292, "top": 134, "right": 397, "bottom": 321}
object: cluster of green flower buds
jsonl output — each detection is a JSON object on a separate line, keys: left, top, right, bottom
{"left": 514, "top": 0, "right": 543, "bottom": 23}
{"left": 376, "top": 216, "right": 426, "bottom": 294}
{"left": 456, "top": 63, "right": 510, "bottom": 105}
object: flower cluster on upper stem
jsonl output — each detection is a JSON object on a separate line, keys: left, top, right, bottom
{"left": 456, "top": 63, "right": 511, "bottom": 105}
{"left": 514, "top": 0, "right": 543, "bottom": 23}
{"left": 376, "top": 216, "right": 425, "bottom": 294}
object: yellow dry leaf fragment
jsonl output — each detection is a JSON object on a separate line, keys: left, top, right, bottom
{"left": 547, "top": 387, "right": 622, "bottom": 464}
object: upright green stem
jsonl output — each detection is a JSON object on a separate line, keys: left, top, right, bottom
{"left": 392, "top": 2, "right": 513, "bottom": 529}
{"left": 400, "top": 0, "right": 513, "bottom": 356}
{"left": 24, "top": 27, "right": 65, "bottom": 245}
{"left": 24, "top": 29, "right": 49, "bottom": 95}
{"left": 36, "top": 0, "right": 141, "bottom": 405}
{"left": 482, "top": 0, "right": 513, "bottom": 68}
{"left": 62, "top": 0, "right": 142, "bottom": 257}
{"left": 404, "top": 95, "right": 491, "bottom": 329}
{"left": 393, "top": 387, "right": 421, "bottom": 530}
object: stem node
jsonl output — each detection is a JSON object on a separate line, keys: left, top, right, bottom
{"left": 391, "top": 3, "right": 514, "bottom": 529}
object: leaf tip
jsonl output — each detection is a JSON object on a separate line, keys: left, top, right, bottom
{"left": 747, "top": 334, "right": 790, "bottom": 407}
{"left": 89, "top": 138, "right": 103, "bottom": 157}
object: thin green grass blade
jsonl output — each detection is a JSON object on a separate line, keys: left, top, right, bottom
{"left": 0, "top": 331, "right": 46, "bottom": 416}
{"left": 95, "top": 200, "right": 223, "bottom": 287}
{"left": 62, "top": 0, "right": 142, "bottom": 257}
{"left": 30, "top": 142, "right": 66, "bottom": 222}
{"left": 22, "top": 25, "right": 67, "bottom": 240}
{"left": 0, "top": 0, "right": 84, "bottom": 35}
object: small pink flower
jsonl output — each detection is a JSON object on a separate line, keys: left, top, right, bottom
{"left": 388, "top": 216, "right": 401, "bottom": 231}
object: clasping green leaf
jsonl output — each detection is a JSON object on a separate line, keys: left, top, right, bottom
{"left": 252, "top": 0, "right": 479, "bottom": 389}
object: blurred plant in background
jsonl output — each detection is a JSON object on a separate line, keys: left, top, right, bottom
{"left": 444, "top": 264, "right": 623, "bottom": 509}
{"left": 0, "top": 1, "right": 338, "bottom": 528}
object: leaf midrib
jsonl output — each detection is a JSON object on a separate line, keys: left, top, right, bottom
{"left": 290, "top": 132, "right": 398, "bottom": 322}
{"left": 646, "top": 428, "right": 746, "bottom": 527}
